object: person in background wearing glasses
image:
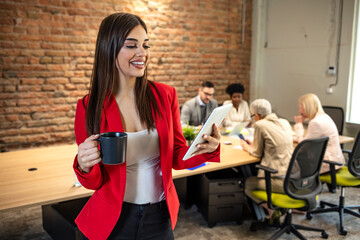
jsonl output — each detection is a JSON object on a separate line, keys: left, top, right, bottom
{"left": 180, "top": 81, "right": 218, "bottom": 127}
{"left": 239, "top": 99, "right": 293, "bottom": 224}
{"left": 223, "top": 83, "right": 251, "bottom": 128}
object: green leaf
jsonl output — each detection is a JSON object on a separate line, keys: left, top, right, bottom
{"left": 182, "top": 124, "right": 196, "bottom": 140}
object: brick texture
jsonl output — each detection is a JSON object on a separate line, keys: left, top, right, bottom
{"left": 0, "top": 0, "right": 251, "bottom": 151}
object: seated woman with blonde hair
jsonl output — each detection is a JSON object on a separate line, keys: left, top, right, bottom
{"left": 294, "top": 93, "right": 345, "bottom": 174}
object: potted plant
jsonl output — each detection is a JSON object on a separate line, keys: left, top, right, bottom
{"left": 182, "top": 124, "right": 196, "bottom": 146}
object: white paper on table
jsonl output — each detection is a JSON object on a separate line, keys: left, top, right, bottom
{"left": 233, "top": 145, "right": 243, "bottom": 150}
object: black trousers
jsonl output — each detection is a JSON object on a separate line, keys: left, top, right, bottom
{"left": 83, "top": 200, "right": 174, "bottom": 240}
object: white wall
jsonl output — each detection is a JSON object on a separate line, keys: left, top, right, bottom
{"left": 251, "top": 0, "right": 358, "bottom": 137}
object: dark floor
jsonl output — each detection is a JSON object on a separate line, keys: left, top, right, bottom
{"left": 1, "top": 186, "right": 359, "bottom": 240}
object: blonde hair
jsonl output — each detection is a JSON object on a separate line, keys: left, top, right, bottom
{"left": 298, "top": 93, "right": 325, "bottom": 119}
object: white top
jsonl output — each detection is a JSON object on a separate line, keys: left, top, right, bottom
{"left": 123, "top": 129, "right": 165, "bottom": 204}
{"left": 223, "top": 100, "right": 251, "bottom": 128}
{"left": 197, "top": 95, "right": 206, "bottom": 106}
{"left": 294, "top": 113, "right": 345, "bottom": 174}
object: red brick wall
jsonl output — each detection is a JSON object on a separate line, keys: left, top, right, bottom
{"left": 0, "top": 0, "right": 251, "bottom": 151}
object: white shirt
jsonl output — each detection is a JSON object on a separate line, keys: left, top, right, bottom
{"left": 123, "top": 129, "right": 165, "bottom": 204}
{"left": 197, "top": 95, "right": 206, "bottom": 106}
{"left": 223, "top": 100, "right": 251, "bottom": 128}
{"left": 294, "top": 113, "right": 345, "bottom": 174}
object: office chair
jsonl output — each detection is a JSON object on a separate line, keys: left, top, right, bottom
{"left": 322, "top": 106, "right": 344, "bottom": 135}
{"left": 322, "top": 106, "right": 350, "bottom": 193}
{"left": 251, "top": 136, "right": 329, "bottom": 240}
{"left": 306, "top": 132, "right": 360, "bottom": 236}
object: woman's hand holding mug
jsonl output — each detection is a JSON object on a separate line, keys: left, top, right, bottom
{"left": 77, "top": 134, "right": 102, "bottom": 173}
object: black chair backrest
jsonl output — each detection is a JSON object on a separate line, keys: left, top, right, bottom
{"left": 348, "top": 132, "right": 360, "bottom": 178}
{"left": 322, "top": 106, "right": 344, "bottom": 135}
{"left": 284, "top": 136, "right": 329, "bottom": 210}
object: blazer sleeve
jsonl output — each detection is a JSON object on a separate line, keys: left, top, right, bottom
{"left": 294, "top": 122, "right": 305, "bottom": 142}
{"left": 168, "top": 88, "right": 220, "bottom": 170}
{"left": 73, "top": 98, "right": 103, "bottom": 190}
{"left": 249, "top": 124, "right": 264, "bottom": 158}
{"left": 303, "top": 119, "right": 322, "bottom": 140}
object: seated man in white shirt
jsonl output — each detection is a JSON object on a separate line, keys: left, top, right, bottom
{"left": 180, "top": 81, "right": 218, "bottom": 126}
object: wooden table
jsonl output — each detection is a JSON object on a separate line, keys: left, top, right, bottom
{"left": 292, "top": 135, "right": 354, "bottom": 146}
{"left": 0, "top": 136, "right": 259, "bottom": 212}
{"left": 173, "top": 136, "right": 259, "bottom": 178}
{"left": 339, "top": 135, "right": 355, "bottom": 144}
{"left": 0, "top": 144, "right": 90, "bottom": 212}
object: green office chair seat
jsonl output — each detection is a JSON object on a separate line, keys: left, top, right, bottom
{"left": 320, "top": 166, "right": 360, "bottom": 187}
{"left": 252, "top": 190, "right": 312, "bottom": 209}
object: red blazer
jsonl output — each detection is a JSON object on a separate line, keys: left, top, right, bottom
{"left": 73, "top": 82, "right": 220, "bottom": 240}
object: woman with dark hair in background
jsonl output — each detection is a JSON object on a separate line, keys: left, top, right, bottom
{"left": 73, "top": 12, "right": 221, "bottom": 240}
{"left": 223, "top": 83, "right": 251, "bottom": 128}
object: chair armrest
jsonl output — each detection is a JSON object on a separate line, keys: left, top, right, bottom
{"left": 342, "top": 148, "right": 351, "bottom": 157}
{"left": 323, "top": 159, "right": 343, "bottom": 166}
{"left": 255, "top": 164, "right": 278, "bottom": 174}
{"left": 322, "top": 160, "right": 341, "bottom": 192}
{"left": 255, "top": 165, "right": 278, "bottom": 209}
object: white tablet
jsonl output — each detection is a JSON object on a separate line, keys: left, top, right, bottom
{"left": 182, "top": 104, "right": 232, "bottom": 160}
{"left": 228, "top": 122, "right": 248, "bottom": 136}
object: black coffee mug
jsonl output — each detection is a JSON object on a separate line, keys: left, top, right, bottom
{"left": 96, "top": 132, "right": 127, "bottom": 165}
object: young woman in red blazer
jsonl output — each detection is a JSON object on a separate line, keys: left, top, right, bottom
{"left": 73, "top": 12, "right": 221, "bottom": 240}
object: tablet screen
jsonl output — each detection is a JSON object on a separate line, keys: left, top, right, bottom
{"left": 182, "top": 104, "right": 232, "bottom": 160}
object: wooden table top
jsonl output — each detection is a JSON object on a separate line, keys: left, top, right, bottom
{"left": 339, "top": 135, "right": 355, "bottom": 144}
{"left": 0, "top": 136, "right": 259, "bottom": 212}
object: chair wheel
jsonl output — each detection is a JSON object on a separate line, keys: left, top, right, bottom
{"left": 339, "top": 227, "right": 347, "bottom": 236}
{"left": 306, "top": 213, "right": 312, "bottom": 220}
{"left": 320, "top": 202, "right": 326, "bottom": 208}
{"left": 321, "top": 231, "right": 328, "bottom": 239}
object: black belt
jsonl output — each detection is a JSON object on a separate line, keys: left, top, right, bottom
{"left": 123, "top": 200, "right": 167, "bottom": 210}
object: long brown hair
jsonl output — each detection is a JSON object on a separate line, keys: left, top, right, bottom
{"left": 86, "top": 12, "right": 160, "bottom": 136}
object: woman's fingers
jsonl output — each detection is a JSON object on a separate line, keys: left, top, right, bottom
{"left": 191, "top": 124, "right": 220, "bottom": 157}
{"left": 191, "top": 142, "right": 217, "bottom": 156}
{"left": 77, "top": 135, "right": 101, "bottom": 171}
{"left": 200, "top": 124, "right": 220, "bottom": 146}
{"left": 81, "top": 154, "right": 102, "bottom": 168}
{"left": 82, "top": 134, "right": 99, "bottom": 148}
{"left": 294, "top": 115, "right": 304, "bottom": 124}
{"left": 79, "top": 149, "right": 101, "bottom": 163}
{"left": 211, "top": 123, "right": 221, "bottom": 140}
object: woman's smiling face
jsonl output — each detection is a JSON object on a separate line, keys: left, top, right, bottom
{"left": 231, "top": 92, "right": 242, "bottom": 107}
{"left": 116, "top": 25, "right": 150, "bottom": 80}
